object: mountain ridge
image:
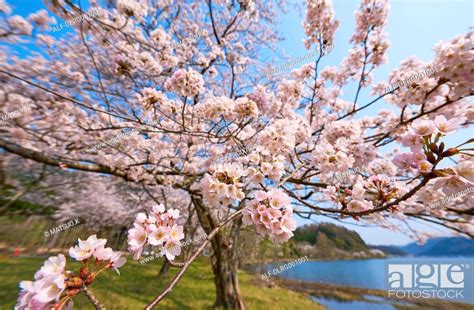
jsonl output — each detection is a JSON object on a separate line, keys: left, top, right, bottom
{"left": 371, "top": 236, "right": 474, "bottom": 257}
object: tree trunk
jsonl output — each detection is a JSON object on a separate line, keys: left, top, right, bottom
{"left": 158, "top": 259, "right": 170, "bottom": 277}
{"left": 191, "top": 197, "right": 245, "bottom": 310}
{"left": 209, "top": 234, "right": 244, "bottom": 309}
{"left": 114, "top": 226, "right": 127, "bottom": 250}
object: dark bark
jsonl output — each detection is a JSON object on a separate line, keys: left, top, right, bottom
{"left": 158, "top": 259, "right": 170, "bottom": 277}
{"left": 114, "top": 226, "right": 127, "bottom": 250}
{"left": 209, "top": 221, "right": 244, "bottom": 309}
{"left": 0, "top": 155, "right": 5, "bottom": 187}
{"left": 191, "top": 196, "right": 245, "bottom": 309}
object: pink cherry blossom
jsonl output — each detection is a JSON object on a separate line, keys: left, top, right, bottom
{"left": 69, "top": 235, "right": 106, "bottom": 261}
{"left": 149, "top": 226, "right": 170, "bottom": 246}
{"left": 434, "top": 115, "right": 466, "bottom": 135}
{"left": 347, "top": 200, "right": 370, "bottom": 212}
{"left": 109, "top": 252, "right": 127, "bottom": 274}
{"left": 351, "top": 183, "right": 366, "bottom": 200}
{"left": 152, "top": 203, "right": 166, "bottom": 215}
{"left": 94, "top": 246, "right": 114, "bottom": 261}
{"left": 34, "top": 254, "right": 66, "bottom": 280}
{"left": 400, "top": 132, "right": 424, "bottom": 151}
{"left": 16, "top": 235, "right": 125, "bottom": 309}
{"left": 255, "top": 190, "right": 267, "bottom": 201}
{"left": 169, "top": 224, "right": 185, "bottom": 241}
{"left": 417, "top": 160, "right": 433, "bottom": 174}
{"left": 165, "top": 68, "right": 204, "bottom": 97}
{"left": 242, "top": 188, "right": 296, "bottom": 244}
{"left": 411, "top": 119, "right": 435, "bottom": 136}
{"left": 280, "top": 215, "right": 297, "bottom": 233}
{"left": 33, "top": 274, "right": 66, "bottom": 303}
{"left": 15, "top": 281, "right": 39, "bottom": 309}
{"left": 127, "top": 225, "right": 148, "bottom": 259}
{"left": 127, "top": 204, "right": 184, "bottom": 260}
{"left": 433, "top": 169, "right": 473, "bottom": 196}
{"left": 393, "top": 153, "right": 413, "bottom": 170}
{"left": 161, "top": 239, "right": 182, "bottom": 261}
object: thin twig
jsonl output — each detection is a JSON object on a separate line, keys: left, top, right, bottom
{"left": 82, "top": 286, "right": 106, "bottom": 310}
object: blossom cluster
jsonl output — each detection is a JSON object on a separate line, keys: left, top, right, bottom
{"left": 139, "top": 233, "right": 207, "bottom": 265}
{"left": 215, "top": 143, "right": 257, "bottom": 163}
{"left": 433, "top": 32, "right": 473, "bottom": 99}
{"left": 86, "top": 119, "right": 159, "bottom": 152}
{"left": 16, "top": 235, "right": 125, "bottom": 309}
{"left": 242, "top": 189, "right": 297, "bottom": 243}
{"left": 351, "top": 0, "right": 389, "bottom": 65}
{"left": 394, "top": 115, "right": 466, "bottom": 175}
{"left": 201, "top": 163, "right": 247, "bottom": 207}
{"left": 198, "top": 95, "right": 259, "bottom": 122}
{"left": 136, "top": 87, "right": 168, "bottom": 110}
{"left": 303, "top": 0, "right": 339, "bottom": 50}
{"left": 117, "top": 0, "right": 147, "bottom": 21}
{"left": 432, "top": 161, "right": 474, "bottom": 197}
{"left": 169, "top": 29, "right": 207, "bottom": 50}
{"left": 312, "top": 141, "right": 355, "bottom": 175}
{"left": 0, "top": 103, "right": 33, "bottom": 122}
{"left": 384, "top": 66, "right": 438, "bottom": 94}
{"left": 164, "top": 68, "right": 205, "bottom": 97}
{"left": 380, "top": 57, "right": 440, "bottom": 107}
{"left": 311, "top": 120, "right": 378, "bottom": 176}
{"left": 50, "top": 7, "right": 100, "bottom": 32}
{"left": 258, "top": 119, "right": 303, "bottom": 156}
{"left": 428, "top": 187, "right": 474, "bottom": 210}
{"left": 128, "top": 204, "right": 185, "bottom": 260}
{"left": 323, "top": 174, "right": 398, "bottom": 214}
{"left": 265, "top": 45, "right": 333, "bottom": 77}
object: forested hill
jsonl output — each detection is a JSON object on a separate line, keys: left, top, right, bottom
{"left": 291, "top": 223, "right": 382, "bottom": 259}
{"left": 294, "top": 223, "right": 369, "bottom": 252}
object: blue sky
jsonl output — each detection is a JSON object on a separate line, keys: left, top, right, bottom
{"left": 4, "top": 0, "right": 473, "bottom": 245}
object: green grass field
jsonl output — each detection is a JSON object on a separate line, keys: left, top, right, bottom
{"left": 0, "top": 255, "right": 322, "bottom": 310}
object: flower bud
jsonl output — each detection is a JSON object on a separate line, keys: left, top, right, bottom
{"left": 66, "top": 288, "right": 81, "bottom": 297}
{"left": 426, "top": 152, "right": 436, "bottom": 163}
{"left": 442, "top": 148, "right": 459, "bottom": 157}
{"left": 85, "top": 273, "right": 96, "bottom": 285}
{"left": 438, "top": 142, "right": 445, "bottom": 153}
{"left": 428, "top": 143, "right": 438, "bottom": 153}
{"left": 66, "top": 276, "right": 83, "bottom": 289}
{"left": 79, "top": 267, "right": 89, "bottom": 279}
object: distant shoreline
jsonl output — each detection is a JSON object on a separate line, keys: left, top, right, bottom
{"left": 272, "top": 278, "right": 473, "bottom": 309}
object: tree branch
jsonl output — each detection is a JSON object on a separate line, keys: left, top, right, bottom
{"left": 82, "top": 286, "right": 106, "bottom": 310}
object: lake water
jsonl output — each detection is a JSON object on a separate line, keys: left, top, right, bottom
{"left": 261, "top": 257, "right": 474, "bottom": 306}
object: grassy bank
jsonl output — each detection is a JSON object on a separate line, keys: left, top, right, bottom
{"left": 0, "top": 255, "right": 322, "bottom": 310}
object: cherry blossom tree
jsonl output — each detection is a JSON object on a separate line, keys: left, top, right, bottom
{"left": 1, "top": 0, "right": 473, "bottom": 308}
